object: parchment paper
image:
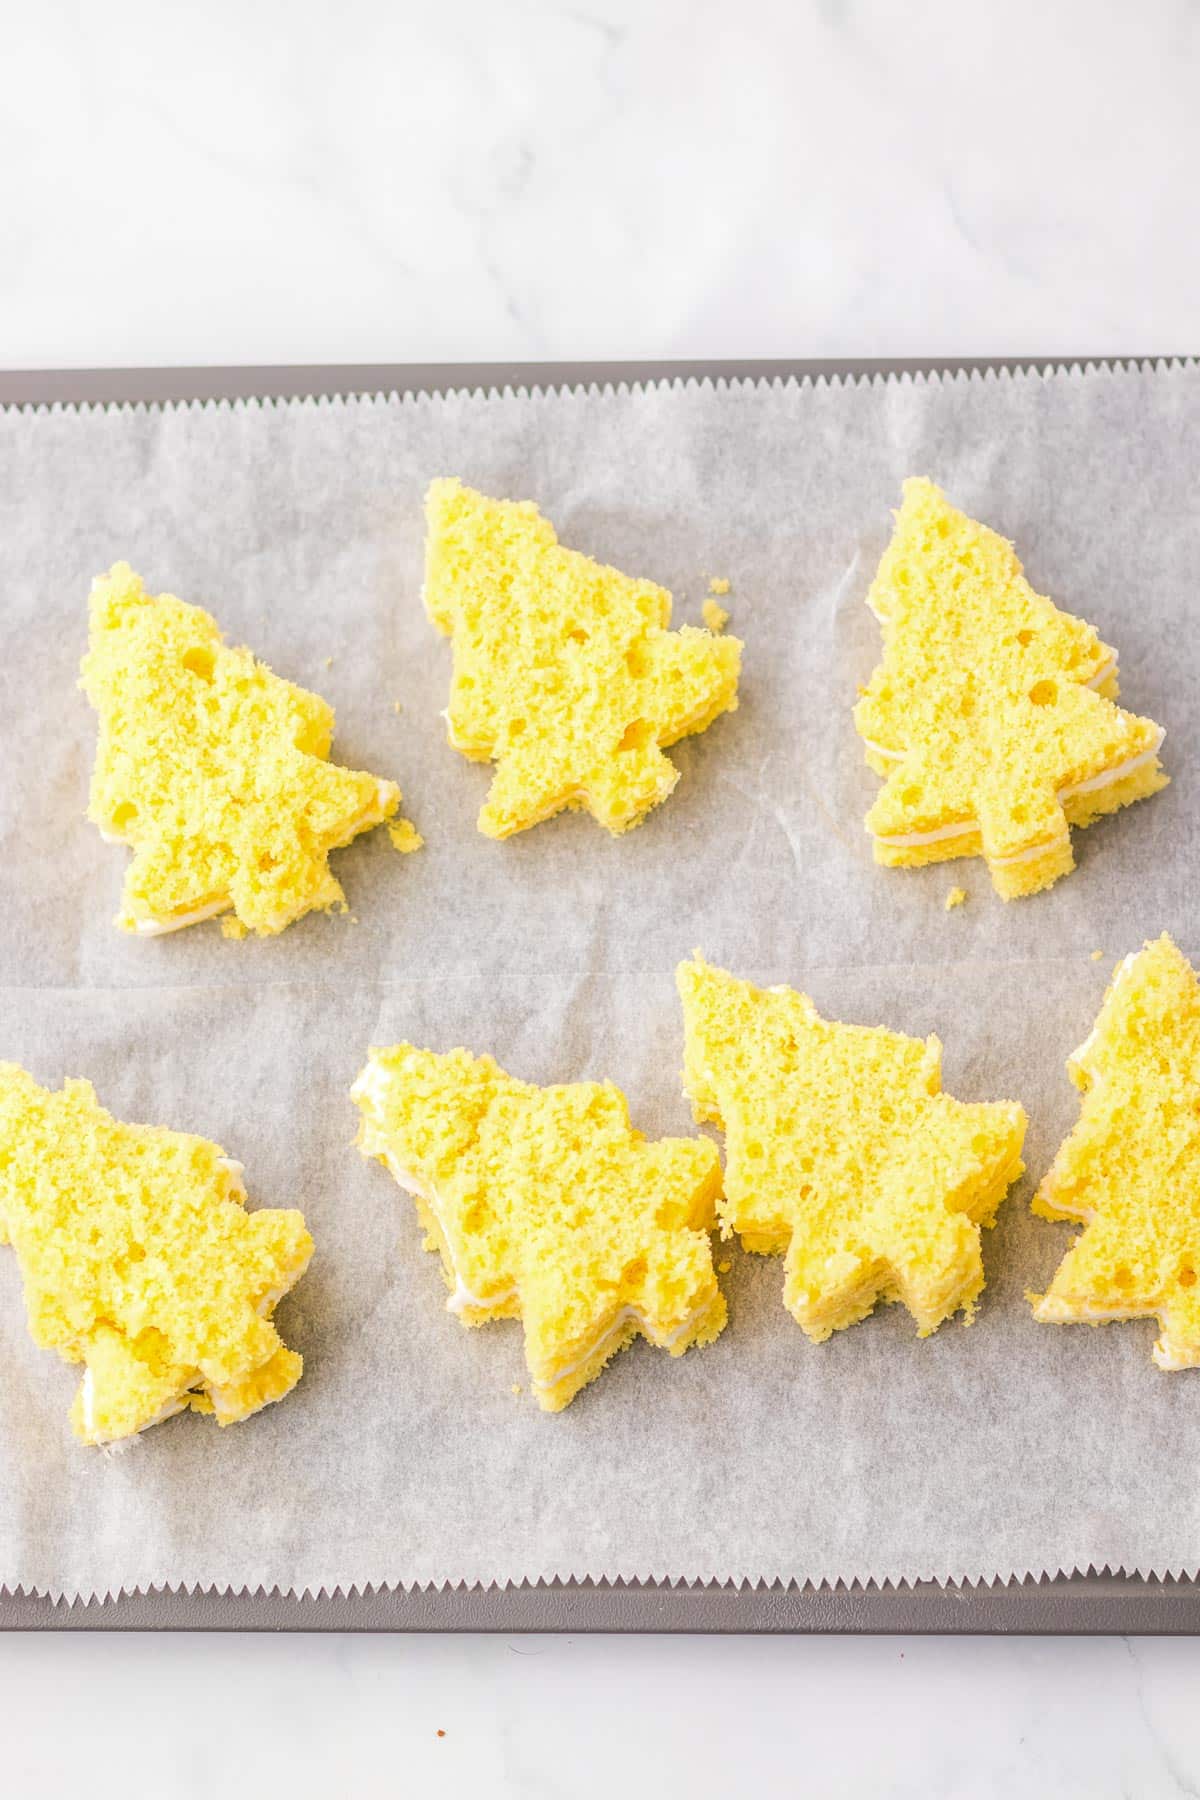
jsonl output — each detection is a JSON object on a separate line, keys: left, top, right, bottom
{"left": 1, "top": 363, "right": 1197, "bottom": 1601}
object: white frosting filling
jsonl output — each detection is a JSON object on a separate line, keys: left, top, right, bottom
{"left": 352, "top": 1061, "right": 518, "bottom": 1313}
{"left": 876, "top": 817, "right": 983, "bottom": 850}
{"left": 1068, "top": 951, "right": 1137, "bottom": 1075}
{"left": 872, "top": 731, "right": 1164, "bottom": 854}
{"left": 532, "top": 1299, "right": 711, "bottom": 1392}
{"left": 134, "top": 897, "right": 231, "bottom": 936}
{"left": 1034, "top": 1294, "right": 1193, "bottom": 1370}
{"left": 216, "top": 1156, "right": 247, "bottom": 1200}
{"left": 331, "top": 778, "right": 397, "bottom": 847}
{"left": 989, "top": 835, "right": 1070, "bottom": 869}
{"left": 1060, "top": 737, "right": 1162, "bottom": 799}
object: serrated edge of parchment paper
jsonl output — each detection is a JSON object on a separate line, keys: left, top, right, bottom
{"left": 5, "top": 1558, "right": 1200, "bottom": 1609}
{"left": 0, "top": 355, "right": 1196, "bottom": 418}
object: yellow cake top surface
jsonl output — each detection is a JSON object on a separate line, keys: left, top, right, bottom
{"left": 423, "top": 479, "right": 742, "bottom": 838}
{"left": 854, "top": 478, "right": 1165, "bottom": 862}
{"left": 352, "top": 1043, "right": 724, "bottom": 1385}
{"left": 0, "top": 1063, "right": 313, "bottom": 1443}
{"left": 81, "top": 563, "right": 413, "bottom": 936}
{"left": 1033, "top": 934, "right": 1200, "bottom": 1368}
{"left": 677, "top": 955, "right": 1026, "bottom": 1337}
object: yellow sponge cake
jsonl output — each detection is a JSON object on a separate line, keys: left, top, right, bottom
{"left": 423, "top": 479, "right": 741, "bottom": 838}
{"left": 352, "top": 1042, "right": 726, "bottom": 1409}
{"left": 677, "top": 954, "right": 1026, "bottom": 1340}
{"left": 855, "top": 479, "right": 1166, "bottom": 898}
{"left": 1032, "top": 934, "right": 1200, "bottom": 1368}
{"left": 81, "top": 563, "right": 417, "bottom": 936}
{"left": 0, "top": 1064, "right": 313, "bottom": 1445}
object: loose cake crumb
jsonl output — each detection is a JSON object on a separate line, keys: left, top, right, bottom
{"left": 1091, "top": 949, "right": 1104, "bottom": 961}
{"left": 510, "top": 1383, "right": 522, "bottom": 1396}
{"left": 708, "top": 576, "right": 731, "bottom": 596}
{"left": 718, "top": 1258, "right": 732, "bottom": 1274}
{"left": 702, "top": 597, "right": 730, "bottom": 632}
{"left": 944, "top": 886, "right": 966, "bottom": 910}
{"left": 393, "top": 700, "right": 403, "bottom": 714}
{"left": 388, "top": 819, "right": 424, "bottom": 854}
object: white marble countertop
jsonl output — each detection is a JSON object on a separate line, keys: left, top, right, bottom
{"left": 5, "top": 1, "right": 1200, "bottom": 1794}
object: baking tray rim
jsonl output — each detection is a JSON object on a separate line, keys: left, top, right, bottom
{"left": 1, "top": 354, "right": 1196, "bottom": 1635}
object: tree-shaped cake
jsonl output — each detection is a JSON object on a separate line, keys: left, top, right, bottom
{"left": 855, "top": 479, "right": 1165, "bottom": 898}
{"left": 352, "top": 1041, "right": 726, "bottom": 1408}
{"left": 0, "top": 1063, "right": 313, "bottom": 1445}
{"left": 678, "top": 954, "right": 1026, "bottom": 1340}
{"left": 1032, "top": 934, "right": 1200, "bottom": 1368}
{"left": 424, "top": 479, "right": 741, "bottom": 838}
{"left": 81, "top": 563, "right": 416, "bottom": 936}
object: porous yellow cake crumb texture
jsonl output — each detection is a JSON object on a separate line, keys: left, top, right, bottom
{"left": 677, "top": 954, "right": 1026, "bottom": 1342}
{"left": 702, "top": 597, "right": 730, "bottom": 632}
{"left": 0, "top": 1064, "right": 313, "bottom": 1445}
{"left": 944, "top": 886, "right": 967, "bottom": 910}
{"left": 80, "top": 564, "right": 416, "bottom": 937}
{"left": 708, "top": 577, "right": 731, "bottom": 597}
{"left": 1031, "top": 934, "right": 1200, "bottom": 1369}
{"left": 388, "top": 819, "right": 424, "bottom": 854}
{"left": 423, "top": 479, "right": 742, "bottom": 838}
{"left": 854, "top": 479, "right": 1166, "bottom": 900}
{"left": 351, "top": 1043, "right": 726, "bottom": 1409}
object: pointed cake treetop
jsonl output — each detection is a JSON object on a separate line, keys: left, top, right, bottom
{"left": 352, "top": 1042, "right": 726, "bottom": 1409}
{"left": 1032, "top": 934, "right": 1200, "bottom": 1368}
{"left": 855, "top": 479, "right": 1165, "bottom": 898}
{"left": 677, "top": 954, "right": 1026, "bottom": 1341}
{"left": 423, "top": 479, "right": 741, "bottom": 838}
{"left": 81, "top": 564, "right": 414, "bottom": 936}
{"left": 0, "top": 1063, "right": 313, "bottom": 1444}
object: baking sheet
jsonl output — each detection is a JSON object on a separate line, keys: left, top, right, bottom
{"left": 1, "top": 359, "right": 1198, "bottom": 1618}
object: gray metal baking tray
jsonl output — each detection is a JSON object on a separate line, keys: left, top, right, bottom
{"left": 0, "top": 356, "right": 1194, "bottom": 1635}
